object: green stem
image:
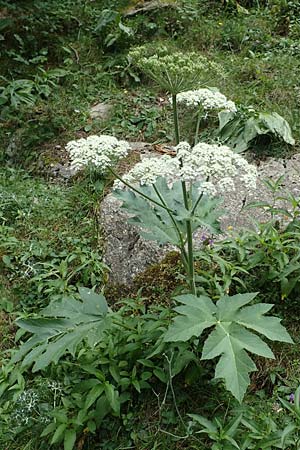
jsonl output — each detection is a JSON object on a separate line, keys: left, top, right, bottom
{"left": 171, "top": 94, "right": 196, "bottom": 294}
{"left": 191, "top": 190, "right": 204, "bottom": 216}
{"left": 172, "top": 94, "right": 180, "bottom": 145}
{"left": 186, "top": 220, "right": 196, "bottom": 295}
{"left": 194, "top": 111, "right": 202, "bottom": 146}
{"left": 180, "top": 181, "right": 196, "bottom": 294}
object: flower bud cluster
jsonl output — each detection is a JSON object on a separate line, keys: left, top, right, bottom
{"left": 66, "top": 135, "right": 130, "bottom": 173}
{"left": 114, "top": 141, "right": 257, "bottom": 198}
{"left": 174, "top": 88, "right": 237, "bottom": 112}
{"left": 129, "top": 45, "right": 225, "bottom": 94}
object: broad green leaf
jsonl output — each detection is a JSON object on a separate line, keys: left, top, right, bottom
{"left": 79, "top": 287, "right": 109, "bottom": 316}
{"left": 13, "top": 288, "right": 112, "bottom": 371}
{"left": 64, "top": 429, "right": 76, "bottom": 450}
{"left": 218, "top": 109, "right": 295, "bottom": 152}
{"left": 164, "top": 294, "right": 216, "bottom": 342}
{"left": 236, "top": 304, "right": 293, "bottom": 343}
{"left": 259, "top": 112, "right": 295, "bottom": 145}
{"left": 216, "top": 292, "right": 257, "bottom": 321}
{"left": 164, "top": 292, "right": 292, "bottom": 402}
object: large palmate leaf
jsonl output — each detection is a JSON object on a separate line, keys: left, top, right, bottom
{"left": 218, "top": 110, "right": 295, "bottom": 153}
{"left": 114, "top": 178, "right": 221, "bottom": 247}
{"left": 12, "top": 288, "right": 112, "bottom": 372}
{"left": 164, "top": 293, "right": 292, "bottom": 402}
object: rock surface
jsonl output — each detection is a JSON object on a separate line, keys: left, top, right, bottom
{"left": 123, "top": 0, "right": 176, "bottom": 17}
{"left": 100, "top": 146, "right": 300, "bottom": 285}
{"left": 90, "top": 102, "right": 113, "bottom": 120}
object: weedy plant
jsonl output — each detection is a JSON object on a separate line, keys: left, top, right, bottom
{"left": 0, "top": 46, "right": 295, "bottom": 449}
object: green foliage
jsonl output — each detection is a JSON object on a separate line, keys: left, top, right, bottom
{"left": 1, "top": 294, "right": 195, "bottom": 449}
{"left": 165, "top": 292, "right": 292, "bottom": 402}
{"left": 218, "top": 108, "right": 295, "bottom": 153}
{"left": 13, "top": 288, "right": 112, "bottom": 372}
{"left": 114, "top": 177, "right": 221, "bottom": 247}
{"left": 94, "top": 8, "right": 134, "bottom": 49}
{"left": 188, "top": 399, "right": 300, "bottom": 449}
{"left": 0, "top": 68, "right": 69, "bottom": 113}
{"left": 0, "top": 167, "right": 106, "bottom": 309}
{"left": 196, "top": 180, "right": 300, "bottom": 308}
{"left": 1, "top": 1, "right": 300, "bottom": 448}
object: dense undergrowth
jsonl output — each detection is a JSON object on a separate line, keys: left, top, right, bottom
{"left": 1, "top": 0, "right": 300, "bottom": 449}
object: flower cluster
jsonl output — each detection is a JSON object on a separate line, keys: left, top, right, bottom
{"left": 114, "top": 155, "right": 179, "bottom": 189}
{"left": 174, "top": 88, "right": 237, "bottom": 112}
{"left": 129, "top": 45, "right": 225, "bottom": 94}
{"left": 114, "top": 141, "right": 257, "bottom": 198}
{"left": 12, "top": 389, "right": 39, "bottom": 425}
{"left": 66, "top": 135, "right": 130, "bottom": 173}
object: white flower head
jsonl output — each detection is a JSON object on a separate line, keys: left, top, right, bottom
{"left": 114, "top": 155, "right": 180, "bottom": 189}
{"left": 66, "top": 135, "right": 130, "bottom": 173}
{"left": 173, "top": 88, "right": 237, "bottom": 112}
{"left": 114, "top": 141, "right": 257, "bottom": 198}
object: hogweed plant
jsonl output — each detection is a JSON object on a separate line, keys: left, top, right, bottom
{"left": 2, "top": 52, "right": 292, "bottom": 450}
{"left": 63, "top": 135, "right": 292, "bottom": 402}
{"left": 62, "top": 48, "right": 292, "bottom": 401}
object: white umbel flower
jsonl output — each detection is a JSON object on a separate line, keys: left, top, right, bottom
{"left": 114, "top": 155, "right": 180, "bottom": 189}
{"left": 66, "top": 135, "right": 130, "bottom": 173}
{"left": 114, "top": 141, "right": 257, "bottom": 198}
{"left": 173, "top": 88, "right": 237, "bottom": 112}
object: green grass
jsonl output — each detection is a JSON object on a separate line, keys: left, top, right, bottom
{"left": 0, "top": 167, "right": 107, "bottom": 314}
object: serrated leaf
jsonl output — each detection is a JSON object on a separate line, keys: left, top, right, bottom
{"left": 114, "top": 178, "right": 221, "bottom": 248}
{"left": 164, "top": 292, "right": 292, "bottom": 402}
{"left": 13, "top": 288, "right": 112, "bottom": 371}
{"left": 164, "top": 294, "right": 216, "bottom": 342}
{"left": 78, "top": 287, "right": 109, "bottom": 316}
{"left": 236, "top": 304, "right": 293, "bottom": 343}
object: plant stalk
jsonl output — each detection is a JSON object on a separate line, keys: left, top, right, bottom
{"left": 172, "top": 93, "right": 196, "bottom": 294}
{"left": 172, "top": 94, "right": 180, "bottom": 145}
{"left": 194, "top": 110, "right": 202, "bottom": 146}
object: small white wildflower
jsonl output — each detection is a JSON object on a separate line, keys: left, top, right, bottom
{"left": 47, "top": 380, "right": 63, "bottom": 392}
{"left": 66, "top": 135, "right": 130, "bottom": 173}
{"left": 172, "top": 88, "right": 237, "bottom": 112}
{"left": 175, "top": 141, "right": 192, "bottom": 154}
{"left": 217, "top": 176, "right": 236, "bottom": 192}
